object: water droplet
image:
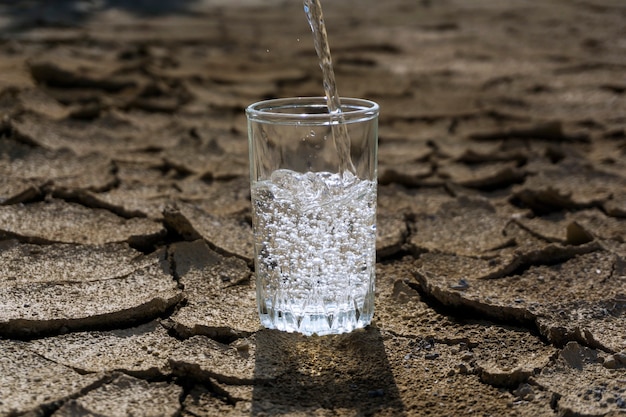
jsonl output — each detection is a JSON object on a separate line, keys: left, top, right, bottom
{"left": 309, "top": 130, "right": 316, "bottom": 137}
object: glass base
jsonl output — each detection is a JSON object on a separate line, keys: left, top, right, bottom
{"left": 258, "top": 296, "right": 374, "bottom": 336}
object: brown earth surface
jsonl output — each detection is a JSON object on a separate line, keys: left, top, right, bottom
{"left": 1, "top": 0, "right": 625, "bottom": 416}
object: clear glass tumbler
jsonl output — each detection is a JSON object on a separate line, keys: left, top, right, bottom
{"left": 246, "top": 97, "right": 379, "bottom": 336}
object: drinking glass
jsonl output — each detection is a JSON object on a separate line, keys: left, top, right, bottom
{"left": 247, "top": 97, "right": 379, "bottom": 336}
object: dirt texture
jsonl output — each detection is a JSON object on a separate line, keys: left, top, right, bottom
{"left": 0, "top": 0, "right": 625, "bottom": 416}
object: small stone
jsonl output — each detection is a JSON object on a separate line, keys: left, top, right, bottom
{"left": 603, "top": 356, "right": 618, "bottom": 369}
{"left": 560, "top": 342, "right": 598, "bottom": 370}
{"left": 449, "top": 279, "right": 470, "bottom": 290}
{"left": 457, "top": 363, "right": 470, "bottom": 374}
{"left": 367, "top": 389, "right": 385, "bottom": 398}
{"left": 235, "top": 341, "right": 250, "bottom": 353}
{"left": 513, "top": 383, "right": 535, "bottom": 401}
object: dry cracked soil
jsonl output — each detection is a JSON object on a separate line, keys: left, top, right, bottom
{"left": 0, "top": 0, "right": 625, "bottom": 416}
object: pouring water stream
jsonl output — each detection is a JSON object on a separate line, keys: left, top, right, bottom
{"left": 303, "top": 0, "right": 357, "bottom": 176}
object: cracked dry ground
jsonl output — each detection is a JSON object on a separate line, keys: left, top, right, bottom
{"left": 0, "top": 0, "right": 625, "bottom": 416}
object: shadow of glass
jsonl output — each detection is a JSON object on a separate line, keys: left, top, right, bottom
{"left": 252, "top": 325, "right": 406, "bottom": 416}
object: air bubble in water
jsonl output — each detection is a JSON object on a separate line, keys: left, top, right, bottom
{"left": 252, "top": 169, "right": 376, "bottom": 335}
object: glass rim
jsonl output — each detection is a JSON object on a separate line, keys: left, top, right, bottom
{"left": 246, "top": 97, "right": 379, "bottom": 125}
